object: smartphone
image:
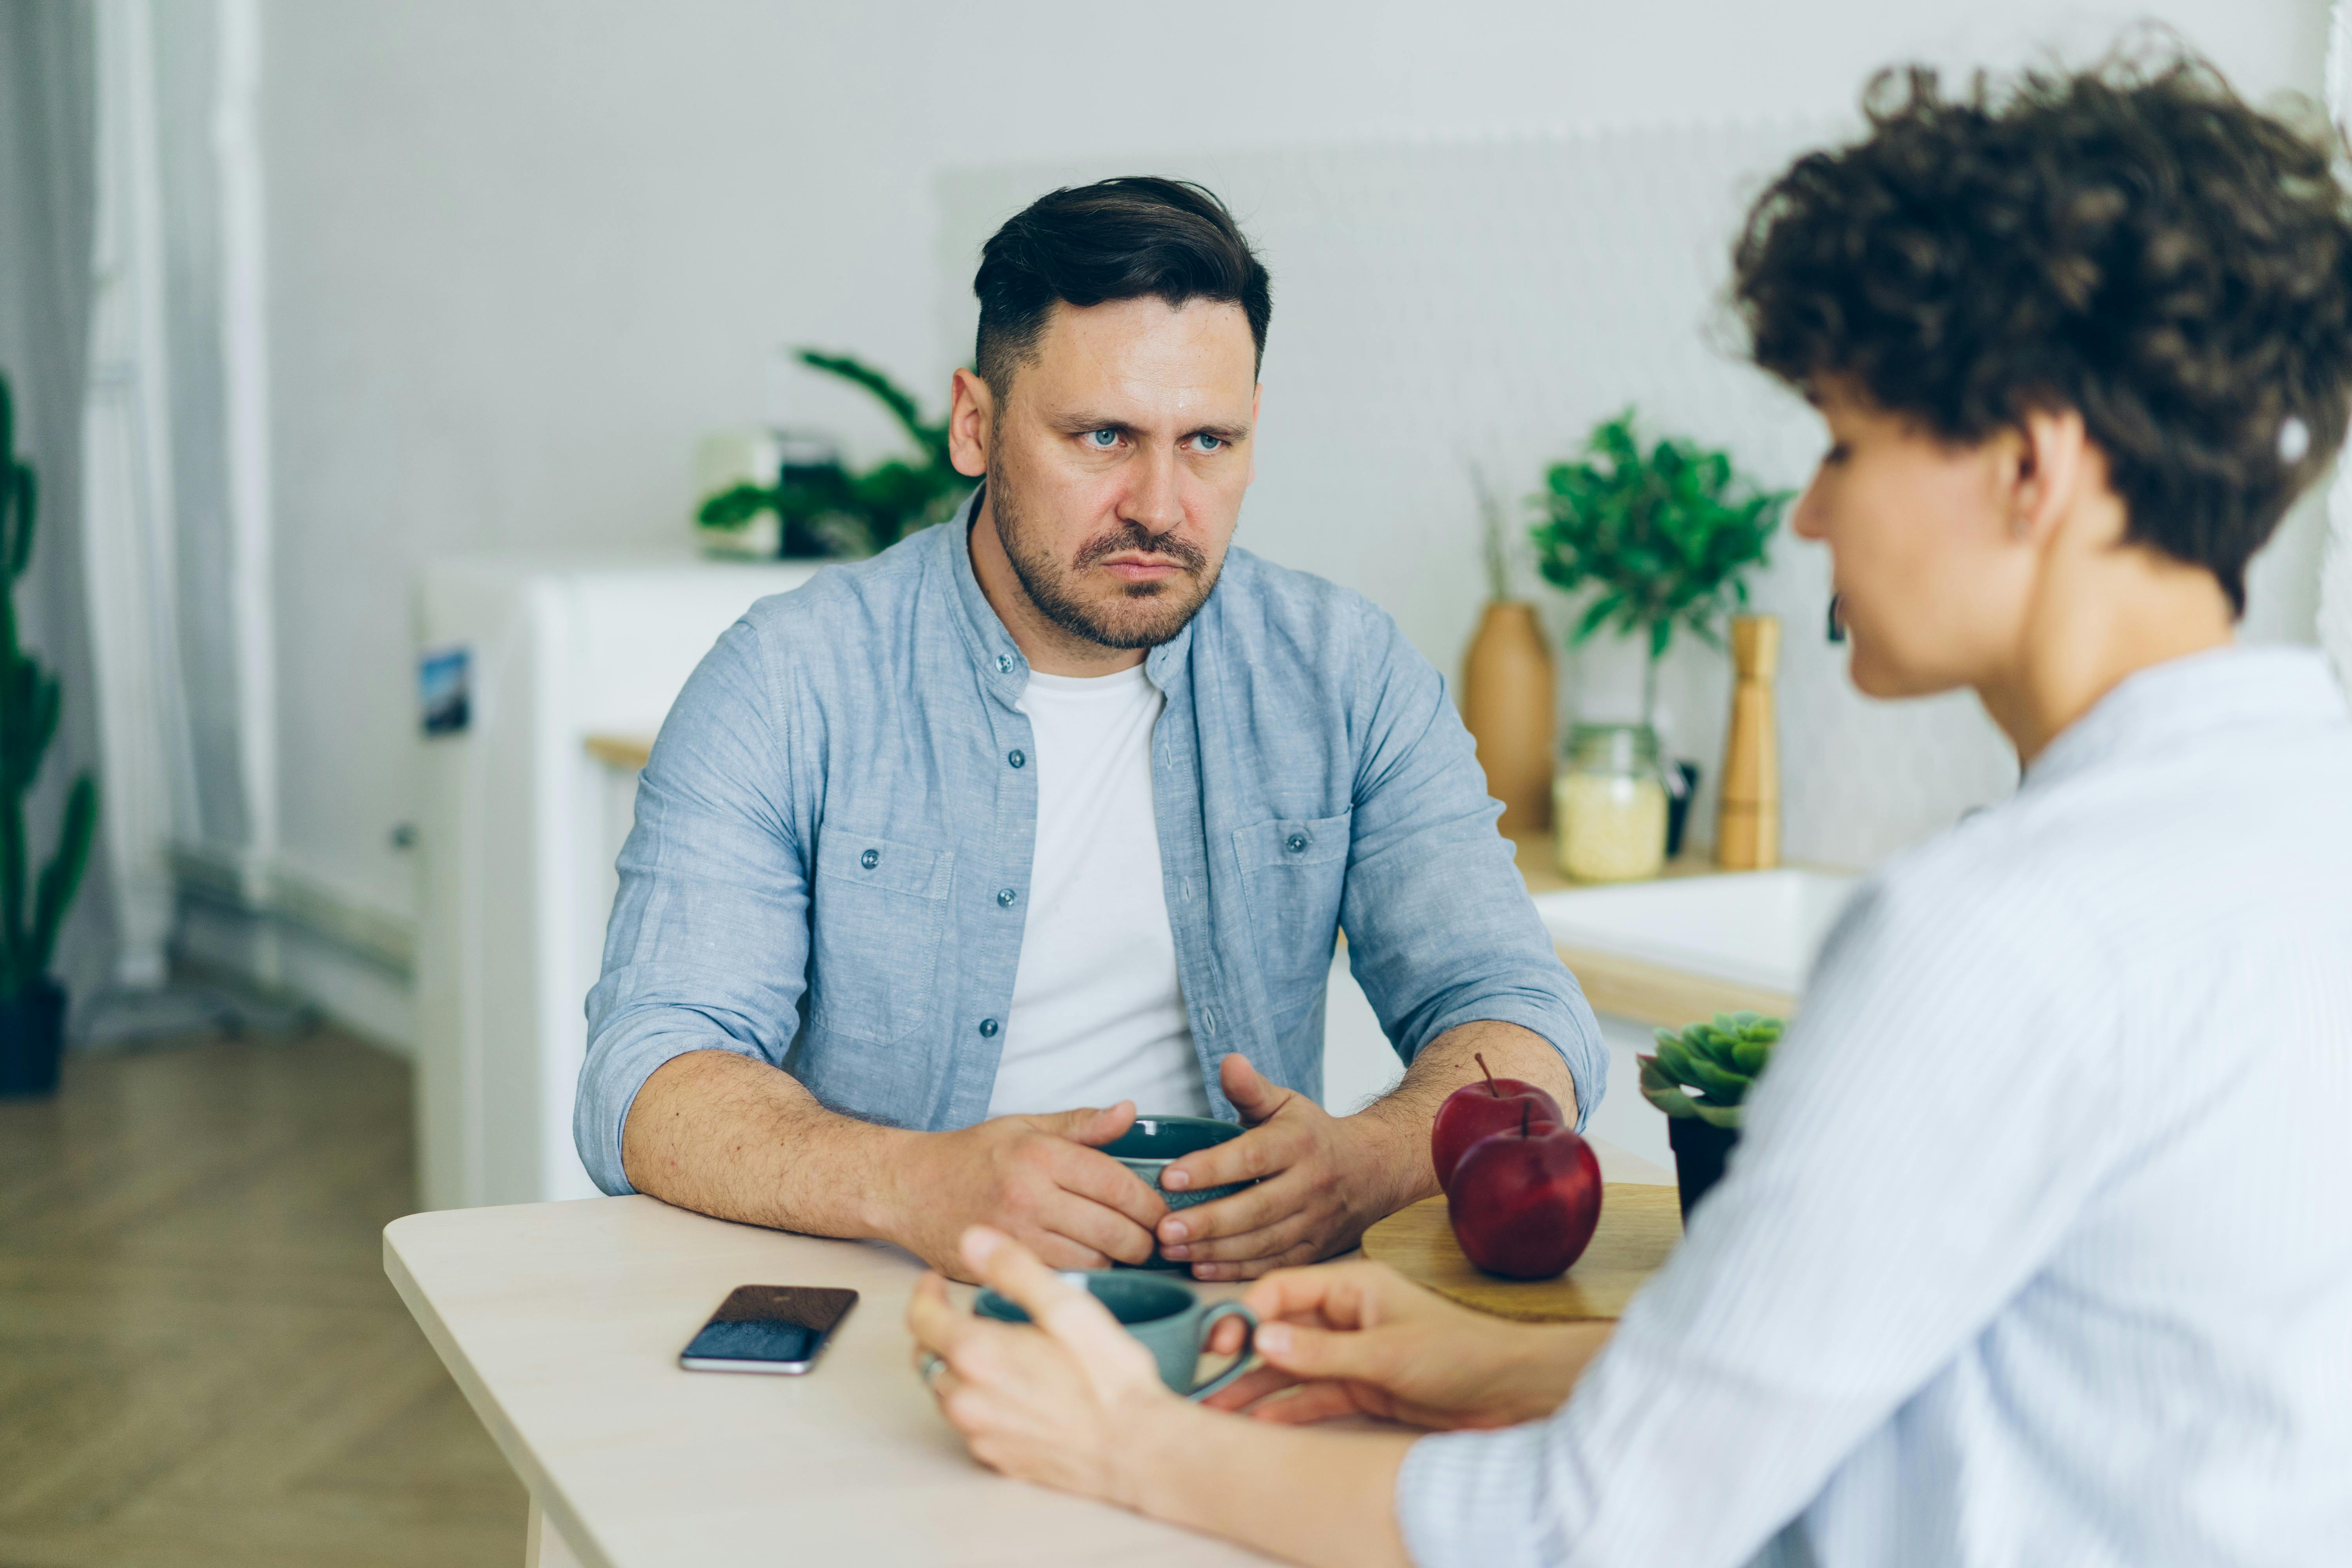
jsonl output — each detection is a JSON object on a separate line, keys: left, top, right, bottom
{"left": 678, "top": 1285, "right": 859, "bottom": 1375}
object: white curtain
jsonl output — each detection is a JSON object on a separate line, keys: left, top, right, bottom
{"left": 79, "top": 0, "right": 276, "bottom": 993}
{"left": 0, "top": 0, "right": 113, "bottom": 1008}
{"left": 83, "top": 0, "right": 194, "bottom": 989}
{"left": 2325, "top": 2, "right": 2352, "bottom": 688}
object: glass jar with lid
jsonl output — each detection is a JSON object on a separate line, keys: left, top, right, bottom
{"left": 1553, "top": 722, "right": 1670, "bottom": 882}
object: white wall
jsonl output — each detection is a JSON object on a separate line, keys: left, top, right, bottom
{"left": 253, "top": 1, "right": 2331, "bottom": 994}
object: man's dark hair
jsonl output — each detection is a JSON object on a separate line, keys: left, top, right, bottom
{"left": 1732, "top": 48, "right": 2352, "bottom": 612}
{"left": 973, "top": 176, "right": 1272, "bottom": 399}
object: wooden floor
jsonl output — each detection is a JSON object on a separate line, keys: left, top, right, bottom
{"left": 0, "top": 1031, "right": 526, "bottom": 1568}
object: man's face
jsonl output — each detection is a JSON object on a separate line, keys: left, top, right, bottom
{"left": 1792, "top": 383, "right": 2038, "bottom": 699}
{"left": 953, "top": 296, "right": 1259, "bottom": 650}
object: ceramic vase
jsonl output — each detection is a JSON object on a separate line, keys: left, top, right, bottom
{"left": 1460, "top": 601, "right": 1555, "bottom": 834}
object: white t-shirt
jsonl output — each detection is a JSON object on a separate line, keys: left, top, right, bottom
{"left": 984, "top": 664, "right": 1211, "bottom": 1119}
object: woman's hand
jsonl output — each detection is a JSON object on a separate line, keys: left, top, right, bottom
{"left": 912, "top": 1234, "right": 1425, "bottom": 1568}
{"left": 1203, "top": 1259, "right": 1605, "bottom": 1430}
{"left": 906, "top": 1225, "right": 1191, "bottom": 1508}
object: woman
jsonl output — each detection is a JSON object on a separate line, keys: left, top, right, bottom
{"left": 908, "top": 50, "right": 2352, "bottom": 1568}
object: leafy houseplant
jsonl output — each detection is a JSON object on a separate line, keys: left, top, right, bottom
{"left": 1639, "top": 1011, "right": 1784, "bottom": 1219}
{"left": 0, "top": 372, "right": 100, "bottom": 1098}
{"left": 1529, "top": 410, "right": 1790, "bottom": 729}
{"left": 697, "top": 350, "right": 975, "bottom": 559}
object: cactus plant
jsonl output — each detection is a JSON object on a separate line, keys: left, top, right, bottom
{"left": 0, "top": 371, "right": 99, "bottom": 1005}
{"left": 1638, "top": 1011, "right": 1784, "bottom": 1131}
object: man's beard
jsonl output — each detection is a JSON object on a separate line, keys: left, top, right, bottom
{"left": 987, "top": 464, "right": 1221, "bottom": 650}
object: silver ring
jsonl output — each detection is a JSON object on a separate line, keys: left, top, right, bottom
{"left": 917, "top": 1351, "right": 946, "bottom": 1387}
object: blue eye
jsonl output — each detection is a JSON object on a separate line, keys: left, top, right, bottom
{"left": 1196, "top": 434, "right": 1223, "bottom": 452}
{"left": 1087, "top": 429, "right": 1118, "bottom": 448}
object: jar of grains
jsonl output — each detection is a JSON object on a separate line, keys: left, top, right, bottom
{"left": 1553, "top": 722, "right": 1670, "bottom": 882}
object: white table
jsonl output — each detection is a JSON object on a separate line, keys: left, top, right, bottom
{"left": 387, "top": 1130, "right": 1667, "bottom": 1566}
{"left": 384, "top": 1195, "right": 1282, "bottom": 1567}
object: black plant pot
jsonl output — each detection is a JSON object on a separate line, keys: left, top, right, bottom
{"left": 1668, "top": 1115, "right": 1739, "bottom": 1222}
{"left": 0, "top": 979, "right": 67, "bottom": 1098}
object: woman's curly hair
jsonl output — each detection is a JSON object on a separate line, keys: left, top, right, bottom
{"left": 1733, "top": 49, "right": 2352, "bottom": 612}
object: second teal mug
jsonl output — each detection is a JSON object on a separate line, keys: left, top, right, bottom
{"left": 974, "top": 1270, "right": 1257, "bottom": 1400}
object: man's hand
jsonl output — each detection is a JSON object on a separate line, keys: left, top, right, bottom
{"left": 1153, "top": 1055, "right": 1413, "bottom": 1281}
{"left": 885, "top": 1102, "right": 1170, "bottom": 1279}
{"left": 1200, "top": 1259, "right": 1603, "bottom": 1430}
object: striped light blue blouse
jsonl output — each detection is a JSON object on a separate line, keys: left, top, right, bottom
{"left": 1396, "top": 646, "right": 2352, "bottom": 1567}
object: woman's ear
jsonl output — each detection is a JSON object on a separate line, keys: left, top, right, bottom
{"left": 2011, "top": 407, "right": 2094, "bottom": 546}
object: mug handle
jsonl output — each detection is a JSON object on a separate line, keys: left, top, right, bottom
{"left": 1186, "top": 1302, "right": 1258, "bottom": 1401}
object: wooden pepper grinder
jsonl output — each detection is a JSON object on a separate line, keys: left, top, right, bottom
{"left": 1717, "top": 613, "right": 1780, "bottom": 870}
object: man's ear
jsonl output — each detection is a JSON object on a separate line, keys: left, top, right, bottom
{"left": 948, "top": 368, "right": 994, "bottom": 479}
{"left": 2011, "top": 406, "right": 2090, "bottom": 546}
{"left": 1247, "top": 382, "right": 1263, "bottom": 486}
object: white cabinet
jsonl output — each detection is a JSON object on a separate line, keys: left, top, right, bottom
{"left": 414, "top": 552, "right": 819, "bottom": 1210}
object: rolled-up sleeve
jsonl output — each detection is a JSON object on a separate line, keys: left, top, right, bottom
{"left": 573, "top": 620, "right": 809, "bottom": 1195}
{"left": 1336, "top": 603, "right": 1605, "bottom": 1127}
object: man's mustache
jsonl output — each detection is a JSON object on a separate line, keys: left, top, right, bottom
{"left": 1074, "top": 520, "right": 1207, "bottom": 573}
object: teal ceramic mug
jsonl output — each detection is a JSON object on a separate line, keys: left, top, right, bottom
{"left": 972, "top": 1270, "right": 1258, "bottom": 1400}
{"left": 1102, "top": 1115, "right": 1250, "bottom": 1269}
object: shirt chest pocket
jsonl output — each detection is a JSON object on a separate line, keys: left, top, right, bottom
{"left": 1232, "top": 813, "right": 1350, "bottom": 1026}
{"left": 807, "top": 833, "right": 954, "bottom": 1046}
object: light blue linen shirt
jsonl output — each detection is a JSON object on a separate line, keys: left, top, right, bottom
{"left": 575, "top": 493, "right": 1603, "bottom": 1194}
{"left": 1397, "top": 645, "right": 2352, "bottom": 1566}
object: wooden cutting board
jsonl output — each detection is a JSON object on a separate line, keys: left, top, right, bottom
{"left": 1360, "top": 1185, "right": 1682, "bottom": 1322}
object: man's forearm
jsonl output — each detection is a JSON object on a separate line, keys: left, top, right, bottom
{"left": 621, "top": 1049, "right": 915, "bottom": 1240}
{"left": 1348, "top": 1021, "right": 1584, "bottom": 1213}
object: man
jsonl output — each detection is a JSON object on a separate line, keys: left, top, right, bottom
{"left": 577, "top": 177, "right": 1602, "bottom": 1281}
{"left": 911, "top": 55, "right": 2352, "bottom": 1566}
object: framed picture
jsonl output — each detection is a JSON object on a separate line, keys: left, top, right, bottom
{"left": 419, "top": 645, "right": 470, "bottom": 737}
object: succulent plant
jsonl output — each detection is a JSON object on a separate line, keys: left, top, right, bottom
{"left": 1638, "top": 1012, "right": 1784, "bottom": 1130}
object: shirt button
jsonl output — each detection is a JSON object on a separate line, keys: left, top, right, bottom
{"left": 1202, "top": 1009, "right": 1218, "bottom": 1034}
{"left": 1008, "top": 750, "right": 1025, "bottom": 769}
{"left": 996, "top": 887, "right": 1017, "bottom": 907}
{"left": 995, "top": 654, "right": 1014, "bottom": 673}
{"left": 1286, "top": 833, "right": 1308, "bottom": 854}
{"left": 978, "top": 1018, "right": 999, "bottom": 1038}
{"left": 859, "top": 848, "right": 879, "bottom": 870}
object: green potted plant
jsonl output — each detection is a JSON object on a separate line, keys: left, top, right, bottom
{"left": 1639, "top": 1011, "right": 1784, "bottom": 1219}
{"left": 1530, "top": 410, "right": 1789, "bottom": 882}
{"left": 697, "top": 350, "right": 975, "bottom": 559}
{"left": 1530, "top": 408, "right": 1789, "bottom": 726}
{"left": 0, "top": 372, "right": 99, "bottom": 1098}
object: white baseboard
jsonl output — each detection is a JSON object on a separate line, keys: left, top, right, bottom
{"left": 173, "top": 845, "right": 418, "bottom": 1056}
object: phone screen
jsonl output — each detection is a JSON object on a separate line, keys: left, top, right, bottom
{"left": 679, "top": 1285, "right": 859, "bottom": 1374}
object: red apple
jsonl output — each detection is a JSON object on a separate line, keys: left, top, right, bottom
{"left": 1446, "top": 1107, "right": 1603, "bottom": 1280}
{"left": 1431, "top": 1053, "right": 1564, "bottom": 1192}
